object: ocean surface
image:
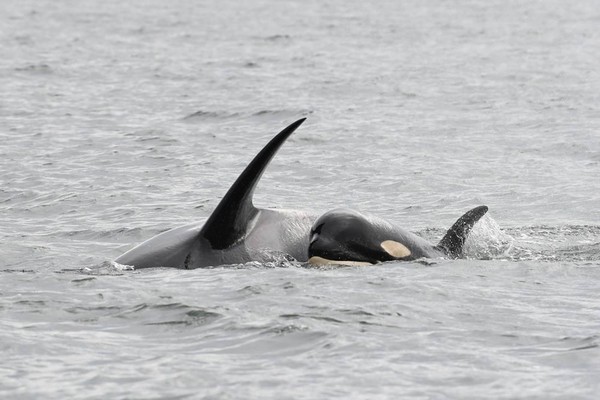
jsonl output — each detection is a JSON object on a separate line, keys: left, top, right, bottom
{"left": 2, "top": 0, "right": 600, "bottom": 398}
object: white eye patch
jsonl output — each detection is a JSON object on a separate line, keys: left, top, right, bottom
{"left": 380, "top": 240, "right": 411, "bottom": 258}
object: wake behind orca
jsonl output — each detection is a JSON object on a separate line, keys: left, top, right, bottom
{"left": 115, "top": 119, "right": 487, "bottom": 269}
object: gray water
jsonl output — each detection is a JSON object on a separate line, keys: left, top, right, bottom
{"left": 2, "top": 0, "right": 600, "bottom": 398}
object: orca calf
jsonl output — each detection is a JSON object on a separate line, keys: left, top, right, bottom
{"left": 307, "top": 206, "right": 488, "bottom": 266}
{"left": 115, "top": 119, "right": 487, "bottom": 269}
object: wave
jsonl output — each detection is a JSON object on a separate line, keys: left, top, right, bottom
{"left": 14, "top": 63, "right": 53, "bottom": 74}
{"left": 182, "top": 109, "right": 313, "bottom": 122}
{"left": 183, "top": 110, "right": 240, "bottom": 121}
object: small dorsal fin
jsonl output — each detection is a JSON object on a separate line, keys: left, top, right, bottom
{"left": 436, "top": 205, "right": 488, "bottom": 258}
{"left": 199, "top": 118, "right": 306, "bottom": 249}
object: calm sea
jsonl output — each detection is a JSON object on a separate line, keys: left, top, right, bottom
{"left": 1, "top": 0, "right": 599, "bottom": 398}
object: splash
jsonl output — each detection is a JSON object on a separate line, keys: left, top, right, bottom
{"left": 463, "top": 214, "right": 515, "bottom": 260}
{"left": 73, "top": 260, "right": 135, "bottom": 275}
{"left": 463, "top": 217, "right": 600, "bottom": 262}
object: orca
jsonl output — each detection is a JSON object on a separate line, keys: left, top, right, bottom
{"left": 115, "top": 118, "right": 487, "bottom": 269}
{"left": 116, "top": 119, "right": 317, "bottom": 269}
{"left": 307, "top": 206, "right": 488, "bottom": 266}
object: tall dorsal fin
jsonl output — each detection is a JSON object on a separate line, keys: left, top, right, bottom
{"left": 436, "top": 205, "right": 488, "bottom": 258}
{"left": 199, "top": 118, "right": 306, "bottom": 249}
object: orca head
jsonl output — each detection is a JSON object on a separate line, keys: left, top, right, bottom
{"left": 307, "top": 209, "right": 413, "bottom": 266}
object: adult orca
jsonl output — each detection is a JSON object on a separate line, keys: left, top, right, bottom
{"left": 116, "top": 119, "right": 317, "bottom": 269}
{"left": 115, "top": 118, "right": 487, "bottom": 269}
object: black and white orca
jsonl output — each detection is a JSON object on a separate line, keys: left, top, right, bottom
{"left": 307, "top": 206, "right": 488, "bottom": 266}
{"left": 115, "top": 119, "right": 487, "bottom": 269}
